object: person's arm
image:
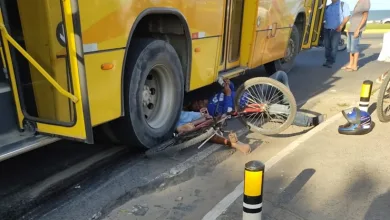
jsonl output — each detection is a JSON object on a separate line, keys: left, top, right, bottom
{"left": 323, "top": 6, "right": 328, "bottom": 23}
{"left": 222, "top": 83, "right": 234, "bottom": 113}
{"left": 207, "top": 95, "right": 217, "bottom": 116}
{"left": 337, "top": 3, "right": 351, "bottom": 31}
{"left": 354, "top": 1, "right": 370, "bottom": 37}
{"left": 357, "top": 11, "right": 369, "bottom": 31}
{"left": 353, "top": 10, "right": 368, "bottom": 38}
{"left": 222, "top": 95, "right": 234, "bottom": 113}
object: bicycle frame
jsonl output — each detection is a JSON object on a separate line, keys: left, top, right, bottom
{"left": 177, "top": 103, "right": 266, "bottom": 136}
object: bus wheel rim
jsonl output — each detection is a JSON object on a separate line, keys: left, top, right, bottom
{"left": 142, "top": 65, "right": 175, "bottom": 129}
{"left": 283, "top": 38, "right": 295, "bottom": 63}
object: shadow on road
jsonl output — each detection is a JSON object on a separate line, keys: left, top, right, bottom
{"left": 360, "top": 53, "right": 380, "bottom": 68}
{"left": 368, "top": 102, "right": 377, "bottom": 115}
{"left": 364, "top": 189, "right": 390, "bottom": 220}
{"left": 260, "top": 164, "right": 388, "bottom": 220}
{"left": 276, "top": 168, "right": 316, "bottom": 205}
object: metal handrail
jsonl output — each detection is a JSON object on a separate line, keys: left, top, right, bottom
{"left": 0, "top": 24, "right": 78, "bottom": 103}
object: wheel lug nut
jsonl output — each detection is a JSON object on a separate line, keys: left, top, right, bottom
{"left": 147, "top": 103, "right": 154, "bottom": 109}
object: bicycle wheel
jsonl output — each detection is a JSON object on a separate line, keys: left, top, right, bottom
{"left": 377, "top": 72, "right": 390, "bottom": 122}
{"left": 338, "top": 33, "right": 347, "bottom": 51}
{"left": 234, "top": 77, "right": 297, "bottom": 135}
{"left": 145, "top": 128, "right": 215, "bottom": 157}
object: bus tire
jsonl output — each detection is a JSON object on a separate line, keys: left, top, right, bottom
{"left": 116, "top": 38, "right": 184, "bottom": 150}
{"left": 264, "top": 25, "right": 300, "bottom": 75}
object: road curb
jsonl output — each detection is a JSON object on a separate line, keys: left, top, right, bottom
{"left": 1, "top": 146, "right": 127, "bottom": 220}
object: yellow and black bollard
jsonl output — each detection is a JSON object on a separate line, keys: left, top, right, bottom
{"left": 243, "top": 160, "right": 264, "bottom": 220}
{"left": 359, "top": 80, "right": 373, "bottom": 112}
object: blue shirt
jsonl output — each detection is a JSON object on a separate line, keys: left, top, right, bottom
{"left": 176, "top": 82, "right": 237, "bottom": 128}
{"left": 209, "top": 71, "right": 291, "bottom": 115}
{"left": 324, "top": 1, "right": 351, "bottom": 30}
{"left": 207, "top": 82, "right": 235, "bottom": 116}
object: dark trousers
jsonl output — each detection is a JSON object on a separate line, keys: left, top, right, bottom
{"left": 324, "top": 29, "right": 341, "bottom": 64}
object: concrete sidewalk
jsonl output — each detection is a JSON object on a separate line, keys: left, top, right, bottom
{"left": 218, "top": 105, "right": 390, "bottom": 220}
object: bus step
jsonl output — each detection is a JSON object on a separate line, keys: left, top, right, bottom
{"left": 0, "top": 82, "right": 19, "bottom": 134}
{"left": 0, "top": 132, "right": 59, "bottom": 162}
{"left": 218, "top": 67, "right": 248, "bottom": 79}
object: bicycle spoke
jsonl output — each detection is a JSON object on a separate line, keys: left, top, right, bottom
{"left": 240, "top": 81, "right": 294, "bottom": 134}
{"left": 382, "top": 82, "right": 390, "bottom": 117}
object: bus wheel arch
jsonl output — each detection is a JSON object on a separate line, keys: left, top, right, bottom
{"left": 121, "top": 8, "right": 192, "bottom": 111}
{"left": 264, "top": 13, "right": 304, "bottom": 75}
{"left": 115, "top": 38, "right": 185, "bottom": 149}
{"left": 294, "top": 12, "right": 305, "bottom": 50}
{"left": 112, "top": 9, "right": 191, "bottom": 149}
{"left": 264, "top": 25, "right": 300, "bottom": 75}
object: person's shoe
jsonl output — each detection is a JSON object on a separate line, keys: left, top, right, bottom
{"left": 322, "top": 62, "right": 332, "bottom": 68}
{"left": 312, "top": 114, "right": 326, "bottom": 126}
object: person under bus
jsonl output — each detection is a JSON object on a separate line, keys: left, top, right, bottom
{"left": 176, "top": 71, "right": 325, "bottom": 154}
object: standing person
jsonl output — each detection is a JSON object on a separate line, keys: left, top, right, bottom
{"left": 342, "top": 0, "right": 371, "bottom": 71}
{"left": 323, "top": 0, "right": 351, "bottom": 68}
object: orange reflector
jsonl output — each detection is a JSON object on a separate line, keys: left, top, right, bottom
{"left": 101, "top": 63, "right": 114, "bottom": 70}
{"left": 192, "top": 33, "right": 199, "bottom": 39}
{"left": 195, "top": 48, "right": 201, "bottom": 53}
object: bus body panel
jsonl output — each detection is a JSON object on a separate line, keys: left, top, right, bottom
{"left": 189, "top": 37, "right": 220, "bottom": 91}
{"left": 74, "top": 0, "right": 310, "bottom": 125}
{"left": 0, "top": 0, "right": 325, "bottom": 161}
{"left": 84, "top": 50, "right": 124, "bottom": 126}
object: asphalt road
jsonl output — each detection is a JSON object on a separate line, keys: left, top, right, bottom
{"left": 0, "top": 33, "right": 385, "bottom": 220}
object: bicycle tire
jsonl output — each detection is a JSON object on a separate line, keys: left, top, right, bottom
{"left": 338, "top": 33, "right": 347, "bottom": 51}
{"left": 234, "top": 77, "right": 297, "bottom": 135}
{"left": 377, "top": 72, "right": 390, "bottom": 122}
{"left": 145, "top": 128, "right": 215, "bottom": 157}
{"left": 145, "top": 138, "right": 177, "bottom": 157}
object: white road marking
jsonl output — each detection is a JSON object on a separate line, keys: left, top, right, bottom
{"left": 202, "top": 111, "right": 344, "bottom": 220}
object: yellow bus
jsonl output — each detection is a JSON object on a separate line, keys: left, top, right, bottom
{"left": 0, "top": 0, "right": 325, "bottom": 162}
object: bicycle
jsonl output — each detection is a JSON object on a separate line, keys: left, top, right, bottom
{"left": 145, "top": 77, "right": 297, "bottom": 157}
{"left": 376, "top": 70, "right": 390, "bottom": 122}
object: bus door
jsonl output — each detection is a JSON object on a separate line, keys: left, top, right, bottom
{"left": 219, "top": 0, "right": 245, "bottom": 72}
{"left": 0, "top": 0, "right": 93, "bottom": 143}
{"left": 302, "top": 0, "right": 326, "bottom": 49}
